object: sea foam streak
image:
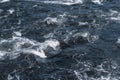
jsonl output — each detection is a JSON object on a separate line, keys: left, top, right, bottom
{"left": 42, "top": 0, "right": 83, "bottom": 5}
{"left": 24, "top": 0, "right": 83, "bottom": 5}
{"left": 0, "top": 31, "right": 60, "bottom": 59}
{"left": 23, "top": 0, "right": 105, "bottom": 5}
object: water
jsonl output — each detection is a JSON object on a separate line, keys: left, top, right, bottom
{"left": 0, "top": 0, "right": 120, "bottom": 80}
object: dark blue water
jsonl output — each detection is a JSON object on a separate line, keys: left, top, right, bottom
{"left": 0, "top": 0, "right": 120, "bottom": 80}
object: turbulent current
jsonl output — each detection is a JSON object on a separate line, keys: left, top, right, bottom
{"left": 0, "top": 0, "right": 120, "bottom": 80}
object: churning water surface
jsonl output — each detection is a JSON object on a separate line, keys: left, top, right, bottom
{"left": 0, "top": 0, "right": 120, "bottom": 80}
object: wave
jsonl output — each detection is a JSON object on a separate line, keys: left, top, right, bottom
{"left": 0, "top": 31, "right": 60, "bottom": 60}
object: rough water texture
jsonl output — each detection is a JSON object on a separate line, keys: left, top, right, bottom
{"left": 0, "top": 0, "right": 120, "bottom": 80}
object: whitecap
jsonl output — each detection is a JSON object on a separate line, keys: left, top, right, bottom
{"left": 0, "top": 32, "right": 60, "bottom": 59}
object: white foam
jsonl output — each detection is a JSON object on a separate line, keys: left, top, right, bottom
{"left": 22, "top": 0, "right": 106, "bottom": 5}
{"left": 110, "top": 17, "right": 120, "bottom": 21}
{"left": 104, "top": 10, "right": 120, "bottom": 22}
{"left": 0, "top": 51, "right": 6, "bottom": 59}
{"left": 92, "top": 0, "right": 104, "bottom": 4}
{"left": 110, "top": 10, "right": 118, "bottom": 14}
{"left": 0, "top": 0, "right": 10, "bottom": 3}
{"left": 81, "top": 32, "right": 89, "bottom": 38}
{"left": 116, "top": 38, "right": 120, "bottom": 44}
{"left": 44, "top": 33, "right": 54, "bottom": 39}
{"left": 74, "top": 68, "right": 119, "bottom": 80}
{"left": 74, "top": 61, "right": 120, "bottom": 80}
{"left": 109, "top": 10, "right": 120, "bottom": 21}
{"left": 88, "top": 35, "right": 99, "bottom": 42}
{"left": 73, "top": 32, "right": 89, "bottom": 38}
{"left": 41, "top": 0, "right": 105, "bottom": 5}
{"left": 13, "top": 31, "right": 22, "bottom": 37}
{"left": 8, "top": 8, "right": 15, "bottom": 14}
{"left": 0, "top": 32, "right": 60, "bottom": 59}
{"left": 43, "top": 0, "right": 83, "bottom": 5}
{"left": 7, "top": 74, "right": 20, "bottom": 80}
{"left": 44, "top": 17, "right": 58, "bottom": 25}
{"left": 78, "top": 22, "right": 88, "bottom": 26}
{"left": 23, "top": 49, "right": 47, "bottom": 58}
{"left": 25, "top": 0, "right": 83, "bottom": 5}
{"left": 44, "top": 39, "right": 60, "bottom": 50}
{"left": 44, "top": 15, "right": 66, "bottom": 25}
